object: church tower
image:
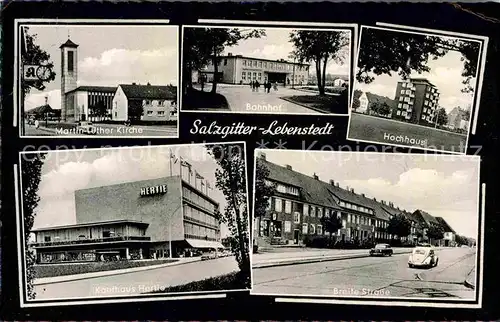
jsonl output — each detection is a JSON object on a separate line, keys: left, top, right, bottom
{"left": 60, "top": 38, "right": 79, "bottom": 122}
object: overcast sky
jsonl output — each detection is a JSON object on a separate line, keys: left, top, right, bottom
{"left": 354, "top": 28, "right": 479, "bottom": 113}
{"left": 22, "top": 25, "right": 178, "bottom": 111}
{"left": 27, "top": 144, "right": 246, "bottom": 238}
{"left": 260, "top": 149, "right": 480, "bottom": 239}
{"left": 217, "top": 27, "right": 351, "bottom": 76}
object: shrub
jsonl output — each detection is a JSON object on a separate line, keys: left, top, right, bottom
{"left": 35, "top": 259, "right": 177, "bottom": 278}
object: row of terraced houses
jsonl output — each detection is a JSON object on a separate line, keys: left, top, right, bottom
{"left": 254, "top": 153, "right": 458, "bottom": 248}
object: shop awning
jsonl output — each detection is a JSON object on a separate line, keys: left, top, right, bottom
{"left": 185, "top": 239, "right": 225, "bottom": 249}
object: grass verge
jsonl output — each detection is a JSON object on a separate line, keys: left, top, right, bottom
{"left": 348, "top": 113, "right": 467, "bottom": 153}
{"left": 281, "top": 94, "right": 348, "bottom": 114}
{"left": 150, "top": 270, "right": 251, "bottom": 293}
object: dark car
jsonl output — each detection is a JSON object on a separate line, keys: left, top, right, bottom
{"left": 369, "top": 243, "right": 393, "bottom": 256}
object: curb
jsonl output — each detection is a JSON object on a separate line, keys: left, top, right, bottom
{"left": 464, "top": 267, "right": 476, "bottom": 290}
{"left": 253, "top": 250, "right": 413, "bottom": 269}
{"left": 34, "top": 258, "right": 200, "bottom": 286}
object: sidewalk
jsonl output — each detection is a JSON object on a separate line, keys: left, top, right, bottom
{"left": 252, "top": 247, "right": 420, "bottom": 269}
{"left": 34, "top": 258, "right": 200, "bottom": 285}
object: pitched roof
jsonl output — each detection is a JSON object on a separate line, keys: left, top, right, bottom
{"left": 119, "top": 84, "right": 177, "bottom": 100}
{"left": 366, "top": 92, "right": 397, "bottom": 109}
{"left": 59, "top": 38, "right": 79, "bottom": 48}
{"left": 258, "top": 158, "right": 342, "bottom": 210}
{"left": 435, "top": 217, "right": 455, "bottom": 233}
{"left": 66, "top": 86, "right": 117, "bottom": 95}
{"left": 414, "top": 209, "right": 439, "bottom": 226}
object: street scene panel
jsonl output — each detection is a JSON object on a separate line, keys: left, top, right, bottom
{"left": 347, "top": 26, "right": 486, "bottom": 154}
{"left": 19, "top": 22, "right": 179, "bottom": 137}
{"left": 18, "top": 143, "right": 250, "bottom": 304}
{"left": 181, "top": 25, "right": 352, "bottom": 115}
{"left": 252, "top": 150, "right": 480, "bottom": 302}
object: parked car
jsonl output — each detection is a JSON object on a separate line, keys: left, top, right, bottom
{"left": 369, "top": 243, "right": 393, "bottom": 256}
{"left": 201, "top": 250, "right": 218, "bottom": 261}
{"left": 76, "top": 121, "right": 96, "bottom": 135}
{"left": 408, "top": 246, "right": 439, "bottom": 268}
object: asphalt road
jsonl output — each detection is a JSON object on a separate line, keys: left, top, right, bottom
{"left": 194, "top": 84, "right": 321, "bottom": 114}
{"left": 252, "top": 247, "right": 476, "bottom": 299}
{"left": 23, "top": 122, "right": 178, "bottom": 137}
{"left": 34, "top": 256, "right": 239, "bottom": 300}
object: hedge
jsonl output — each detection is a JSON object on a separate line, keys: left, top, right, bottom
{"left": 150, "top": 271, "right": 251, "bottom": 293}
{"left": 35, "top": 259, "right": 178, "bottom": 278}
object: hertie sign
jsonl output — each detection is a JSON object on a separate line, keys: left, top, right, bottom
{"left": 140, "top": 184, "right": 168, "bottom": 197}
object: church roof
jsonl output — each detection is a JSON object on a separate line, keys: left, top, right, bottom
{"left": 119, "top": 84, "right": 177, "bottom": 100}
{"left": 66, "top": 86, "right": 117, "bottom": 94}
{"left": 59, "top": 39, "right": 79, "bottom": 48}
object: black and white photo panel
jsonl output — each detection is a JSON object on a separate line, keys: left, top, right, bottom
{"left": 346, "top": 24, "right": 488, "bottom": 154}
{"left": 251, "top": 149, "right": 483, "bottom": 308}
{"left": 181, "top": 22, "right": 356, "bottom": 116}
{"left": 16, "top": 142, "right": 251, "bottom": 307}
{"left": 16, "top": 19, "right": 179, "bottom": 138}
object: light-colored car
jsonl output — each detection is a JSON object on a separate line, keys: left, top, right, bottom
{"left": 408, "top": 246, "right": 439, "bottom": 268}
{"left": 77, "top": 121, "right": 96, "bottom": 135}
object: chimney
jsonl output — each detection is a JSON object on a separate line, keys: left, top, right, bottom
{"left": 228, "top": 53, "right": 233, "bottom": 56}
{"left": 147, "top": 82, "right": 151, "bottom": 86}
{"left": 259, "top": 152, "right": 266, "bottom": 160}
{"left": 361, "top": 193, "right": 365, "bottom": 197}
{"left": 336, "top": 182, "right": 339, "bottom": 187}
{"left": 346, "top": 186, "right": 350, "bottom": 191}
{"left": 373, "top": 197, "right": 377, "bottom": 201}
{"left": 329, "top": 179, "right": 335, "bottom": 186}
{"left": 285, "top": 164, "right": 292, "bottom": 170}
{"left": 132, "top": 82, "right": 136, "bottom": 85}
{"left": 350, "top": 188, "right": 354, "bottom": 193}
{"left": 313, "top": 173, "right": 319, "bottom": 180}
{"left": 45, "top": 96, "right": 49, "bottom": 105}
{"left": 381, "top": 200, "right": 386, "bottom": 205}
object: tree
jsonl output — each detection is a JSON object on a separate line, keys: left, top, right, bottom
{"left": 352, "top": 89, "right": 363, "bottom": 112}
{"left": 128, "top": 100, "right": 144, "bottom": 121}
{"left": 387, "top": 214, "right": 412, "bottom": 240}
{"left": 183, "top": 28, "right": 266, "bottom": 95}
{"left": 254, "top": 161, "right": 276, "bottom": 219}
{"left": 356, "top": 28, "right": 480, "bottom": 93}
{"left": 21, "top": 27, "right": 57, "bottom": 97}
{"left": 435, "top": 107, "right": 448, "bottom": 126}
{"left": 320, "top": 213, "right": 343, "bottom": 243}
{"left": 206, "top": 144, "right": 250, "bottom": 281}
{"left": 427, "top": 225, "right": 445, "bottom": 243}
{"left": 21, "top": 152, "right": 46, "bottom": 300}
{"left": 290, "top": 30, "right": 350, "bottom": 96}
{"left": 463, "top": 108, "right": 471, "bottom": 121}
